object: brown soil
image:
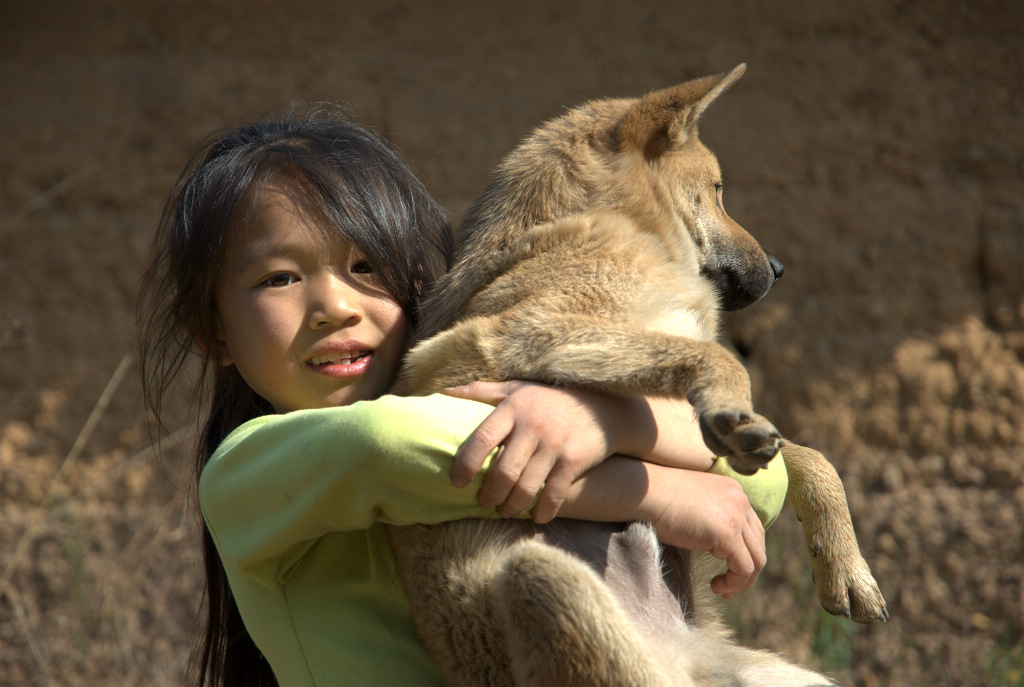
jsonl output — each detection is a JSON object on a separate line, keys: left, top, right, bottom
{"left": 1, "top": 2, "right": 1021, "bottom": 686}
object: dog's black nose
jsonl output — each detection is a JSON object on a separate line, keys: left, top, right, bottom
{"left": 769, "top": 256, "right": 784, "bottom": 283}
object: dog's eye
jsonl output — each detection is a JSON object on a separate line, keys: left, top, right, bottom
{"left": 714, "top": 183, "right": 724, "bottom": 209}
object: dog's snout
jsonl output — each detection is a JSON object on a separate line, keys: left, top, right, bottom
{"left": 769, "top": 256, "right": 784, "bottom": 283}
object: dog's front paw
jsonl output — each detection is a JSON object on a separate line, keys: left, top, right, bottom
{"left": 699, "top": 409, "right": 783, "bottom": 475}
{"left": 810, "top": 543, "right": 889, "bottom": 624}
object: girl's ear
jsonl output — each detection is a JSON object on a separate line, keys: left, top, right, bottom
{"left": 206, "top": 318, "right": 235, "bottom": 367}
{"left": 190, "top": 332, "right": 233, "bottom": 366}
{"left": 183, "top": 308, "right": 234, "bottom": 366}
{"left": 207, "top": 338, "right": 234, "bottom": 367}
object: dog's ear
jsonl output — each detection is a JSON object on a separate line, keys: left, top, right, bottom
{"left": 617, "top": 63, "right": 746, "bottom": 159}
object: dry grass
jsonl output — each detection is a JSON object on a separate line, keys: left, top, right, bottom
{"left": 0, "top": 358, "right": 200, "bottom": 687}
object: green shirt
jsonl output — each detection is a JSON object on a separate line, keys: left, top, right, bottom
{"left": 200, "top": 393, "right": 787, "bottom": 686}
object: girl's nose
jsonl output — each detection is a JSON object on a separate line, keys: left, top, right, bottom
{"left": 309, "top": 278, "right": 361, "bottom": 329}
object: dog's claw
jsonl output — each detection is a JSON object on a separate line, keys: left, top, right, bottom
{"left": 699, "top": 408, "right": 783, "bottom": 474}
{"left": 811, "top": 547, "right": 888, "bottom": 624}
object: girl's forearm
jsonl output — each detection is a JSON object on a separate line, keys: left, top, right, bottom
{"left": 609, "top": 395, "right": 714, "bottom": 471}
{"left": 558, "top": 456, "right": 661, "bottom": 524}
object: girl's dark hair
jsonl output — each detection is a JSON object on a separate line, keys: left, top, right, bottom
{"left": 137, "top": 106, "right": 453, "bottom": 687}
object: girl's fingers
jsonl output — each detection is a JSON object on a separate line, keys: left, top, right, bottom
{"left": 477, "top": 431, "right": 539, "bottom": 509}
{"left": 746, "top": 514, "right": 768, "bottom": 584}
{"left": 451, "top": 381, "right": 615, "bottom": 522}
{"left": 453, "top": 402, "right": 515, "bottom": 487}
{"left": 528, "top": 464, "right": 575, "bottom": 524}
{"left": 711, "top": 513, "right": 766, "bottom": 598}
{"left": 496, "top": 449, "right": 559, "bottom": 519}
{"left": 442, "top": 380, "right": 520, "bottom": 406}
{"left": 711, "top": 546, "right": 756, "bottom": 598}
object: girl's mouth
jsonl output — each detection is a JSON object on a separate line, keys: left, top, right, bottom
{"left": 307, "top": 350, "right": 374, "bottom": 378}
{"left": 308, "top": 350, "right": 371, "bottom": 367}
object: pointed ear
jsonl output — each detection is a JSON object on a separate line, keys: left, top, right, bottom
{"left": 617, "top": 63, "right": 746, "bottom": 159}
{"left": 684, "top": 63, "right": 746, "bottom": 129}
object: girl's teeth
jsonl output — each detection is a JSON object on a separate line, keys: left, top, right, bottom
{"left": 311, "top": 351, "right": 368, "bottom": 366}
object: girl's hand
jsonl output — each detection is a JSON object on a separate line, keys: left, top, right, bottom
{"left": 443, "top": 381, "right": 624, "bottom": 523}
{"left": 641, "top": 465, "right": 766, "bottom": 598}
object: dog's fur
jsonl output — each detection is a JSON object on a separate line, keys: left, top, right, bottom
{"left": 389, "top": 65, "right": 887, "bottom": 686}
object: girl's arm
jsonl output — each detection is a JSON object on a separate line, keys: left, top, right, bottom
{"left": 200, "top": 393, "right": 768, "bottom": 597}
{"left": 446, "top": 382, "right": 780, "bottom": 597}
{"left": 444, "top": 381, "right": 714, "bottom": 522}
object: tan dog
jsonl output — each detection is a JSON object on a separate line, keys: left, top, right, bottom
{"left": 389, "top": 65, "right": 886, "bottom": 687}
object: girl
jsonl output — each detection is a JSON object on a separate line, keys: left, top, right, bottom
{"left": 139, "top": 107, "right": 786, "bottom": 687}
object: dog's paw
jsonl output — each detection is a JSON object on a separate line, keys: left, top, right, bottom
{"left": 811, "top": 545, "right": 889, "bottom": 624}
{"left": 698, "top": 409, "right": 783, "bottom": 475}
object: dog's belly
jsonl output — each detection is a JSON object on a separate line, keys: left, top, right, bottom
{"left": 534, "top": 519, "right": 695, "bottom": 638}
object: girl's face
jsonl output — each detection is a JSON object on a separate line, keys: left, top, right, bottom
{"left": 212, "top": 180, "right": 410, "bottom": 413}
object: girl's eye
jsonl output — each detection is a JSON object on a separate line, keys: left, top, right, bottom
{"left": 351, "top": 260, "right": 374, "bottom": 275}
{"left": 261, "top": 273, "right": 298, "bottom": 288}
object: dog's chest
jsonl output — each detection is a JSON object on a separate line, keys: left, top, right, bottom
{"left": 621, "top": 260, "right": 720, "bottom": 341}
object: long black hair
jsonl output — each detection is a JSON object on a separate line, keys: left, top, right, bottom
{"left": 137, "top": 106, "right": 453, "bottom": 687}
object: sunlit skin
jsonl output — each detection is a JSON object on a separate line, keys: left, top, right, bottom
{"left": 213, "top": 180, "right": 409, "bottom": 413}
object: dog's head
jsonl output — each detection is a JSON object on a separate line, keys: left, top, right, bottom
{"left": 618, "top": 64, "right": 778, "bottom": 311}
{"left": 463, "top": 64, "right": 781, "bottom": 313}
{"left": 614, "top": 64, "right": 782, "bottom": 311}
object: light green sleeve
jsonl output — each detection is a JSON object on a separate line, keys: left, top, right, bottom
{"left": 199, "top": 394, "right": 500, "bottom": 586}
{"left": 708, "top": 452, "right": 789, "bottom": 528}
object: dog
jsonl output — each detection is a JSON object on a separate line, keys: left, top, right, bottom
{"left": 389, "top": 64, "right": 887, "bottom": 687}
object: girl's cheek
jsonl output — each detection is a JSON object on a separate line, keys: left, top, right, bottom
{"left": 383, "top": 306, "right": 411, "bottom": 347}
{"left": 247, "top": 291, "right": 298, "bottom": 333}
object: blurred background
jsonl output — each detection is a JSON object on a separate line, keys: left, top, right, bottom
{"left": 1, "top": 2, "right": 1021, "bottom": 685}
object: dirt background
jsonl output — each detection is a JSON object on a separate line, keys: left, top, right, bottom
{"left": 1, "top": 1, "right": 1022, "bottom": 685}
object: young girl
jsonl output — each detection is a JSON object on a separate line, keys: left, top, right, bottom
{"left": 139, "top": 107, "right": 787, "bottom": 687}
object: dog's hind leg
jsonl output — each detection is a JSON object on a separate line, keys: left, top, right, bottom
{"left": 389, "top": 522, "right": 521, "bottom": 687}
{"left": 720, "top": 645, "right": 836, "bottom": 687}
{"left": 493, "top": 539, "right": 686, "bottom": 687}
{"left": 783, "top": 444, "right": 888, "bottom": 624}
